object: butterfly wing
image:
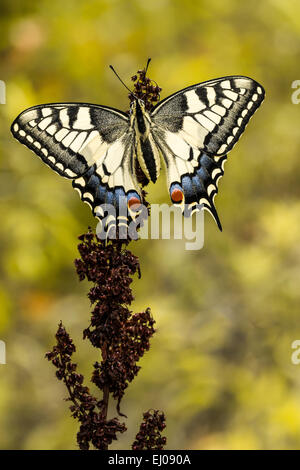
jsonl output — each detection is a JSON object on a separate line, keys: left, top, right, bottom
{"left": 152, "top": 126, "right": 227, "bottom": 230}
{"left": 11, "top": 103, "right": 129, "bottom": 177}
{"left": 11, "top": 103, "right": 143, "bottom": 234}
{"left": 151, "top": 76, "right": 265, "bottom": 229}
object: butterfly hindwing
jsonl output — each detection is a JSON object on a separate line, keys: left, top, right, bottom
{"left": 152, "top": 125, "right": 227, "bottom": 229}
{"left": 72, "top": 131, "right": 144, "bottom": 236}
{"left": 151, "top": 75, "right": 265, "bottom": 157}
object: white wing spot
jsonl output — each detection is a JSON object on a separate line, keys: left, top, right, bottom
{"left": 65, "top": 168, "right": 77, "bottom": 177}
{"left": 108, "top": 174, "right": 115, "bottom": 188}
{"left": 211, "top": 105, "right": 226, "bottom": 117}
{"left": 62, "top": 131, "right": 78, "bottom": 148}
{"left": 207, "top": 184, "right": 216, "bottom": 196}
{"left": 83, "top": 192, "right": 94, "bottom": 202}
{"left": 73, "top": 107, "right": 95, "bottom": 130}
{"left": 38, "top": 117, "right": 52, "bottom": 131}
{"left": 95, "top": 205, "right": 104, "bottom": 217}
{"left": 56, "top": 163, "right": 64, "bottom": 171}
{"left": 70, "top": 132, "right": 88, "bottom": 153}
{"left": 113, "top": 167, "right": 124, "bottom": 187}
{"left": 217, "top": 144, "right": 227, "bottom": 154}
{"left": 176, "top": 158, "right": 189, "bottom": 177}
{"left": 252, "top": 93, "right": 258, "bottom": 101}
{"left": 211, "top": 168, "right": 222, "bottom": 179}
{"left": 165, "top": 131, "right": 192, "bottom": 160}
{"left": 203, "top": 110, "right": 221, "bottom": 125}
{"left": 59, "top": 108, "right": 70, "bottom": 128}
{"left": 55, "top": 128, "right": 69, "bottom": 142}
{"left": 76, "top": 177, "right": 85, "bottom": 186}
{"left": 247, "top": 101, "right": 254, "bottom": 109}
{"left": 185, "top": 90, "right": 206, "bottom": 113}
{"left": 223, "top": 89, "right": 239, "bottom": 101}
{"left": 181, "top": 116, "right": 208, "bottom": 148}
{"left": 26, "top": 135, "right": 33, "bottom": 143}
{"left": 41, "top": 148, "right": 48, "bottom": 156}
{"left": 46, "top": 124, "right": 57, "bottom": 135}
{"left": 215, "top": 174, "right": 223, "bottom": 186}
{"left": 13, "top": 123, "right": 19, "bottom": 132}
{"left": 257, "top": 87, "right": 263, "bottom": 94}
{"left": 227, "top": 135, "right": 234, "bottom": 145}
{"left": 222, "top": 98, "right": 233, "bottom": 109}
{"left": 80, "top": 131, "right": 105, "bottom": 163}
{"left": 199, "top": 197, "right": 210, "bottom": 206}
{"left": 104, "top": 139, "right": 127, "bottom": 172}
{"left": 242, "top": 109, "right": 248, "bottom": 117}
{"left": 220, "top": 80, "right": 231, "bottom": 89}
{"left": 194, "top": 113, "right": 216, "bottom": 132}
{"left": 95, "top": 166, "right": 104, "bottom": 178}
{"left": 19, "top": 130, "right": 26, "bottom": 137}
{"left": 42, "top": 108, "right": 52, "bottom": 117}
{"left": 205, "top": 87, "right": 217, "bottom": 106}
{"left": 34, "top": 141, "right": 41, "bottom": 149}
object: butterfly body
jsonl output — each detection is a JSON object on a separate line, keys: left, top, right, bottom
{"left": 131, "top": 99, "right": 160, "bottom": 184}
{"left": 11, "top": 73, "right": 265, "bottom": 233}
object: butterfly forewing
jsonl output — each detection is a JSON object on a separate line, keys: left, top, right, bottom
{"left": 151, "top": 76, "right": 265, "bottom": 156}
{"left": 11, "top": 103, "right": 129, "bottom": 178}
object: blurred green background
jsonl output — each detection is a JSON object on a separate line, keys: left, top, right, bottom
{"left": 1, "top": 0, "right": 300, "bottom": 450}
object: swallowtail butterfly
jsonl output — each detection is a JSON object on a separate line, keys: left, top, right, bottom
{"left": 11, "top": 60, "right": 264, "bottom": 235}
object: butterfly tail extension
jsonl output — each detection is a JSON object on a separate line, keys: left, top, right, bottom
{"left": 175, "top": 153, "right": 227, "bottom": 231}
{"left": 169, "top": 155, "right": 227, "bottom": 231}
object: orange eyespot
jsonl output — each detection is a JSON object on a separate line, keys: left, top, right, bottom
{"left": 171, "top": 188, "right": 183, "bottom": 203}
{"left": 128, "top": 196, "right": 142, "bottom": 211}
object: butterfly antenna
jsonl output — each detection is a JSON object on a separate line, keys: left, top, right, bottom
{"left": 145, "top": 57, "right": 151, "bottom": 75}
{"left": 109, "top": 65, "right": 133, "bottom": 94}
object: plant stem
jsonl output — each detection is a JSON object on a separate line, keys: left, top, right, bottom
{"left": 101, "top": 342, "right": 110, "bottom": 449}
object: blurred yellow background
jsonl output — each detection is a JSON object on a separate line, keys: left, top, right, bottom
{"left": 1, "top": 0, "right": 300, "bottom": 450}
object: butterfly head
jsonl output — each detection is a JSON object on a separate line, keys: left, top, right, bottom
{"left": 130, "top": 98, "right": 145, "bottom": 115}
{"left": 110, "top": 59, "right": 161, "bottom": 112}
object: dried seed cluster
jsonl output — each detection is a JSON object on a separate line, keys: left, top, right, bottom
{"left": 130, "top": 66, "right": 162, "bottom": 111}
{"left": 46, "top": 322, "right": 127, "bottom": 450}
{"left": 46, "top": 230, "right": 166, "bottom": 450}
{"left": 132, "top": 410, "right": 167, "bottom": 450}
